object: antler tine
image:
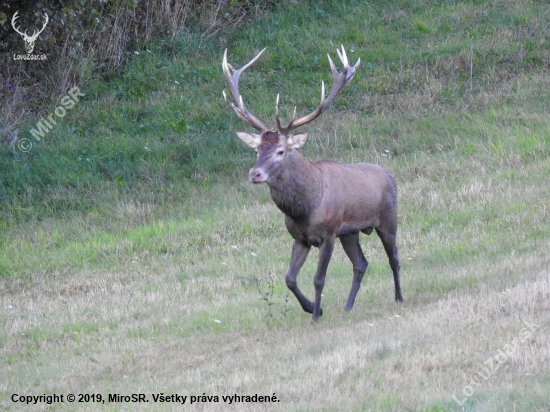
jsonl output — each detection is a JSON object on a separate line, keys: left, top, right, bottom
{"left": 336, "top": 45, "right": 349, "bottom": 68}
{"left": 278, "top": 45, "right": 360, "bottom": 135}
{"left": 275, "top": 93, "right": 299, "bottom": 131}
{"left": 222, "top": 48, "right": 267, "bottom": 131}
{"left": 11, "top": 11, "right": 27, "bottom": 36}
{"left": 328, "top": 53, "right": 337, "bottom": 76}
{"left": 33, "top": 13, "right": 49, "bottom": 38}
{"left": 275, "top": 94, "right": 282, "bottom": 132}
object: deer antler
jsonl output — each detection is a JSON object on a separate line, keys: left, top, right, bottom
{"left": 30, "top": 13, "right": 49, "bottom": 41}
{"left": 12, "top": 11, "right": 48, "bottom": 40}
{"left": 276, "top": 45, "right": 360, "bottom": 135}
{"left": 11, "top": 11, "right": 27, "bottom": 38}
{"left": 222, "top": 48, "right": 268, "bottom": 132}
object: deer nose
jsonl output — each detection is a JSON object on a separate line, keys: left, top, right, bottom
{"left": 249, "top": 168, "right": 266, "bottom": 183}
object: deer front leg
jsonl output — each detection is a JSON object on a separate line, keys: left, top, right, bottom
{"left": 285, "top": 240, "right": 317, "bottom": 314}
{"left": 312, "top": 235, "right": 335, "bottom": 322}
{"left": 340, "top": 233, "right": 368, "bottom": 312}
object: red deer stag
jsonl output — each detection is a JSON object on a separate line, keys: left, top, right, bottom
{"left": 222, "top": 46, "right": 404, "bottom": 322}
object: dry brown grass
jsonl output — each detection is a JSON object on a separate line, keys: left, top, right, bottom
{"left": 1, "top": 261, "right": 548, "bottom": 411}
{"left": 1, "top": 140, "right": 549, "bottom": 409}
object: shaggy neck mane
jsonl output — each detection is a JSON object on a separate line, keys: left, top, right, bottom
{"left": 267, "top": 150, "right": 323, "bottom": 220}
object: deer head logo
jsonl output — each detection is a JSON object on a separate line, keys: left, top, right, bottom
{"left": 11, "top": 11, "right": 49, "bottom": 54}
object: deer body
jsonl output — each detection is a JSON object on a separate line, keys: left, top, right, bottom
{"left": 267, "top": 154, "right": 393, "bottom": 241}
{"left": 223, "top": 46, "right": 403, "bottom": 322}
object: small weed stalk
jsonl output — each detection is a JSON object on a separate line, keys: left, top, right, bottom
{"left": 282, "top": 292, "right": 291, "bottom": 316}
{"left": 253, "top": 272, "right": 276, "bottom": 319}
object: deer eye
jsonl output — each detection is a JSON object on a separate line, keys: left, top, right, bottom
{"left": 276, "top": 149, "right": 285, "bottom": 156}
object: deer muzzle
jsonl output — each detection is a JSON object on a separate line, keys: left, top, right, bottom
{"left": 249, "top": 167, "right": 267, "bottom": 184}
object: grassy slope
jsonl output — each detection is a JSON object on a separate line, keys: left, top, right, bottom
{"left": 1, "top": 0, "right": 550, "bottom": 410}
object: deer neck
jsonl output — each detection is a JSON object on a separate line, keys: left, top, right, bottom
{"left": 267, "top": 150, "right": 322, "bottom": 220}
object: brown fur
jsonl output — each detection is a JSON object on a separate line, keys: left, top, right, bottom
{"left": 261, "top": 130, "right": 282, "bottom": 146}
{"left": 249, "top": 133, "right": 404, "bottom": 322}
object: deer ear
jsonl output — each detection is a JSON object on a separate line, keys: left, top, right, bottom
{"left": 235, "top": 131, "right": 261, "bottom": 148}
{"left": 287, "top": 133, "right": 308, "bottom": 149}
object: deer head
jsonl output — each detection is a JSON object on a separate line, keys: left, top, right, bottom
{"left": 222, "top": 45, "right": 360, "bottom": 183}
{"left": 12, "top": 11, "right": 49, "bottom": 54}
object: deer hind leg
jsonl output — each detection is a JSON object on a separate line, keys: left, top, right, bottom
{"left": 340, "top": 233, "right": 368, "bottom": 312}
{"left": 285, "top": 240, "right": 319, "bottom": 315}
{"left": 375, "top": 228, "right": 404, "bottom": 302}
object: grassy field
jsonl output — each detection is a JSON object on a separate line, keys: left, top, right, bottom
{"left": 1, "top": 0, "right": 549, "bottom": 410}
